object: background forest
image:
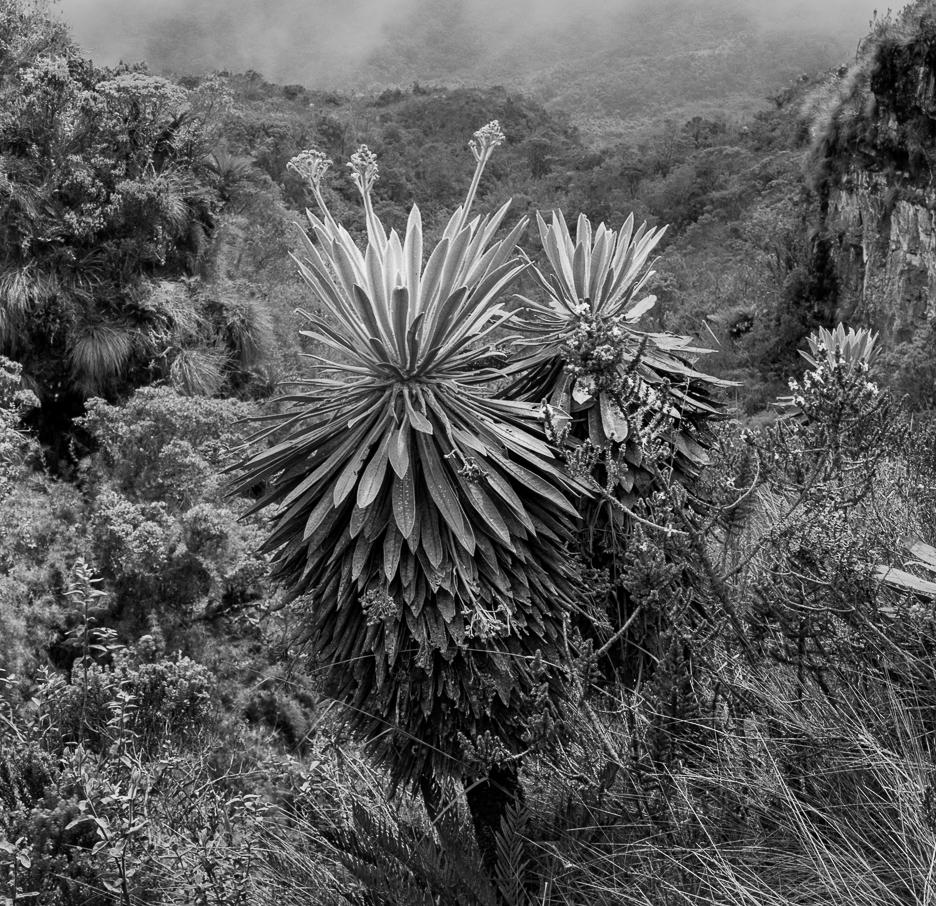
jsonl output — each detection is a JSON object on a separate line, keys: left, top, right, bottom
{"left": 4, "top": 0, "right": 936, "bottom": 904}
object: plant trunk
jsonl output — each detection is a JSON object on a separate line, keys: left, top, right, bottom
{"left": 464, "top": 761, "right": 524, "bottom": 879}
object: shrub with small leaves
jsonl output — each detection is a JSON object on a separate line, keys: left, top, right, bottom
{"left": 0, "top": 356, "right": 38, "bottom": 491}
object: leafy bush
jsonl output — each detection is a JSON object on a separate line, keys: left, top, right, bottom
{"left": 74, "top": 389, "right": 271, "bottom": 637}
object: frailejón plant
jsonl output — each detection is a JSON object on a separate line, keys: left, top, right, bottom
{"left": 512, "top": 211, "right": 730, "bottom": 507}
{"left": 231, "top": 124, "right": 584, "bottom": 797}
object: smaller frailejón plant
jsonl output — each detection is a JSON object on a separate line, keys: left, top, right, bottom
{"left": 231, "top": 124, "right": 584, "bottom": 860}
{"left": 511, "top": 211, "right": 729, "bottom": 530}
{"left": 778, "top": 323, "right": 891, "bottom": 483}
{"left": 506, "top": 212, "right": 731, "bottom": 682}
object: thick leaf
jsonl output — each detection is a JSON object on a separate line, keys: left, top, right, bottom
{"left": 299, "top": 492, "right": 336, "bottom": 542}
{"left": 390, "top": 287, "right": 410, "bottom": 363}
{"left": 416, "top": 431, "right": 475, "bottom": 554}
{"left": 624, "top": 294, "right": 657, "bottom": 322}
{"left": 599, "top": 392, "right": 629, "bottom": 443}
{"left": 496, "top": 457, "right": 579, "bottom": 519}
{"left": 349, "top": 501, "right": 372, "bottom": 538}
{"left": 333, "top": 442, "right": 372, "bottom": 505}
{"left": 389, "top": 423, "right": 411, "bottom": 477}
{"left": 460, "top": 477, "right": 513, "bottom": 547}
{"left": 587, "top": 403, "right": 605, "bottom": 446}
{"left": 417, "top": 236, "right": 450, "bottom": 315}
{"left": 392, "top": 467, "right": 417, "bottom": 539}
{"left": 357, "top": 433, "right": 391, "bottom": 508}
{"left": 905, "top": 539, "right": 936, "bottom": 573}
{"left": 876, "top": 566, "right": 936, "bottom": 597}
{"left": 419, "top": 502, "right": 444, "bottom": 569}
{"left": 674, "top": 432, "right": 709, "bottom": 465}
{"left": 403, "top": 388, "right": 433, "bottom": 434}
{"left": 483, "top": 464, "right": 535, "bottom": 533}
{"left": 383, "top": 523, "right": 404, "bottom": 582}
{"left": 404, "top": 205, "right": 423, "bottom": 308}
{"left": 351, "top": 532, "right": 370, "bottom": 581}
{"left": 572, "top": 381, "right": 592, "bottom": 406}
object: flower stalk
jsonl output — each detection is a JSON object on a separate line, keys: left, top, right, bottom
{"left": 456, "top": 120, "right": 506, "bottom": 234}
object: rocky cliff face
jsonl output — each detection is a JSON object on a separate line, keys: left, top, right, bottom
{"left": 811, "top": 4, "right": 936, "bottom": 354}
{"left": 828, "top": 172, "right": 936, "bottom": 343}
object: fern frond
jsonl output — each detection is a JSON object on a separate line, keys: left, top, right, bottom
{"left": 494, "top": 801, "right": 532, "bottom": 906}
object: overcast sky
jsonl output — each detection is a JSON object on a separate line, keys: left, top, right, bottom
{"left": 56, "top": 0, "right": 880, "bottom": 87}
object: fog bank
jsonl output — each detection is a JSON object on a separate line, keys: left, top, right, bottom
{"left": 57, "top": 0, "right": 878, "bottom": 87}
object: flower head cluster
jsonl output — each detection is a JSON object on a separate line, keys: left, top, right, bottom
{"left": 348, "top": 144, "right": 379, "bottom": 195}
{"left": 562, "top": 312, "right": 629, "bottom": 392}
{"left": 287, "top": 149, "right": 332, "bottom": 191}
{"left": 445, "top": 449, "right": 488, "bottom": 482}
{"left": 540, "top": 401, "right": 572, "bottom": 446}
{"left": 778, "top": 339, "right": 891, "bottom": 486}
{"left": 786, "top": 357, "right": 880, "bottom": 413}
{"left": 467, "top": 602, "right": 512, "bottom": 640}
{"left": 555, "top": 311, "right": 674, "bottom": 460}
{"left": 469, "top": 120, "right": 506, "bottom": 161}
{"left": 361, "top": 586, "right": 400, "bottom": 625}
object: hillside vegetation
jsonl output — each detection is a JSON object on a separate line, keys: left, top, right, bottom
{"left": 62, "top": 0, "right": 873, "bottom": 144}
{"left": 5, "top": 2, "right": 936, "bottom": 905}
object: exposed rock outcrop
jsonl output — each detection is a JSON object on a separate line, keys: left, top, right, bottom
{"left": 809, "top": 3, "right": 936, "bottom": 357}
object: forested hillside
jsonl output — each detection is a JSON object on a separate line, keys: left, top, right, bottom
{"left": 186, "top": 66, "right": 824, "bottom": 409}
{"left": 5, "top": 1, "right": 936, "bottom": 904}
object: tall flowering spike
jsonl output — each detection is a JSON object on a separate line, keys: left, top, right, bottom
{"left": 469, "top": 120, "right": 506, "bottom": 161}
{"left": 348, "top": 144, "right": 379, "bottom": 197}
{"left": 287, "top": 148, "right": 332, "bottom": 192}
{"left": 457, "top": 121, "right": 507, "bottom": 234}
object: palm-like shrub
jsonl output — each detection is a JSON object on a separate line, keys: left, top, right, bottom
{"left": 0, "top": 22, "right": 223, "bottom": 456}
{"left": 232, "top": 125, "right": 583, "bottom": 795}
{"left": 512, "top": 212, "right": 730, "bottom": 505}
{"left": 505, "top": 212, "right": 731, "bottom": 686}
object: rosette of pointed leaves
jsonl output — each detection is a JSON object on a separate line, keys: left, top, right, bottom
{"left": 510, "top": 211, "right": 731, "bottom": 506}
{"left": 779, "top": 324, "right": 880, "bottom": 418}
{"left": 231, "top": 128, "right": 584, "bottom": 787}
{"left": 801, "top": 324, "right": 878, "bottom": 373}
{"left": 777, "top": 324, "right": 890, "bottom": 479}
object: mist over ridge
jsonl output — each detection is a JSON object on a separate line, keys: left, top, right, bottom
{"left": 56, "top": 0, "right": 880, "bottom": 140}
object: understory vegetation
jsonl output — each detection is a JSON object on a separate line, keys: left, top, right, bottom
{"left": 4, "top": 1, "right": 936, "bottom": 905}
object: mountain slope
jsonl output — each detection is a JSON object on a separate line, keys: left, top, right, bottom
{"left": 60, "top": 0, "right": 874, "bottom": 143}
